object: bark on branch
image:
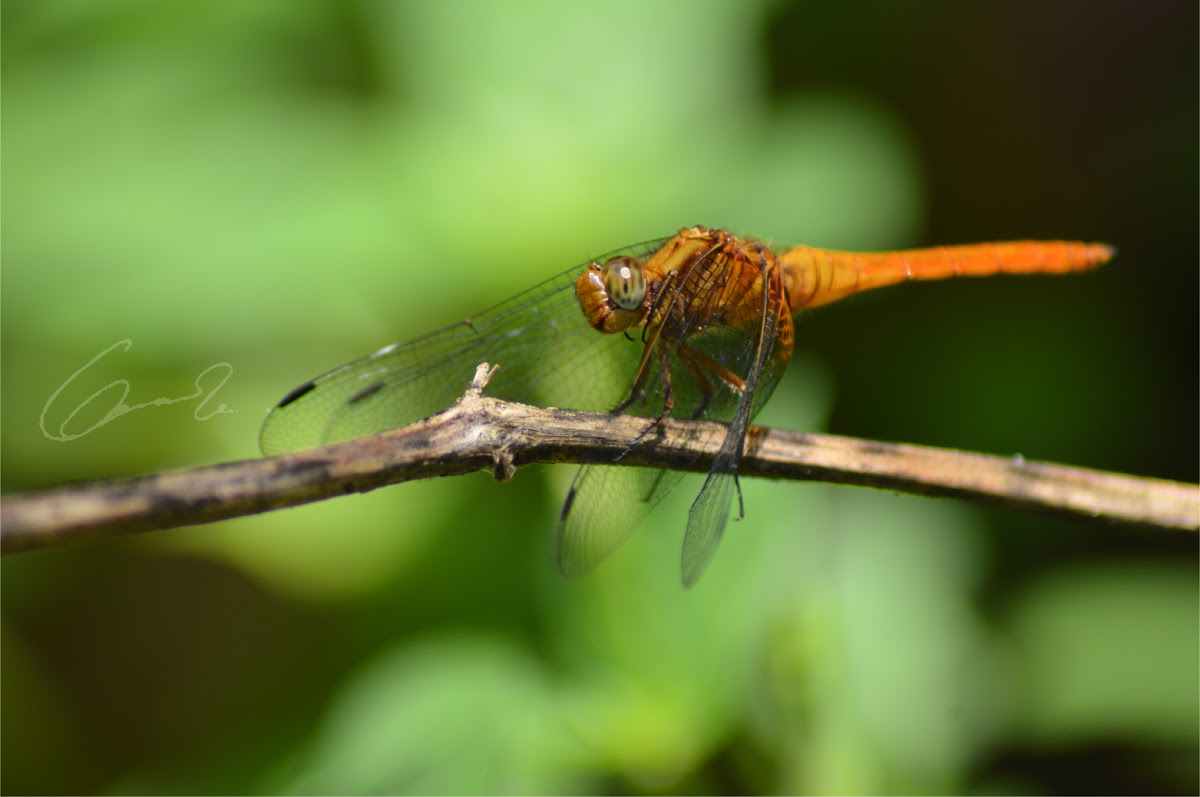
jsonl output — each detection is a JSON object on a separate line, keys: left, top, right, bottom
{"left": 3, "top": 364, "right": 1196, "bottom": 556}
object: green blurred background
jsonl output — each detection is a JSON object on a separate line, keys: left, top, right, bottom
{"left": 3, "top": 0, "right": 1196, "bottom": 793}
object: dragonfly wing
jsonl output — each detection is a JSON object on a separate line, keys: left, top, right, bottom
{"left": 681, "top": 470, "right": 739, "bottom": 588}
{"left": 260, "top": 317, "right": 518, "bottom": 455}
{"left": 556, "top": 462, "right": 686, "bottom": 577}
{"left": 260, "top": 238, "right": 670, "bottom": 455}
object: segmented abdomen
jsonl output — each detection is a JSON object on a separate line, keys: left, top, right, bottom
{"left": 782, "top": 240, "right": 1114, "bottom": 312}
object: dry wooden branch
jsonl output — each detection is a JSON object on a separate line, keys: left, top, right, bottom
{"left": 3, "top": 364, "right": 1196, "bottom": 556}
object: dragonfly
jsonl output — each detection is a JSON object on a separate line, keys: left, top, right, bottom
{"left": 261, "top": 226, "right": 1113, "bottom": 586}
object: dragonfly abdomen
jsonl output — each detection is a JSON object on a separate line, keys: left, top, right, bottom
{"left": 782, "top": 240, "right": 1114, "bottom": 312}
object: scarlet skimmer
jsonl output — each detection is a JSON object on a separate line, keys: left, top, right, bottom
{"left": 261, "top": 226, "right": 1113, "bottom": 586}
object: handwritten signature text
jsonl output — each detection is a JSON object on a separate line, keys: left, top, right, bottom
{"left": 40, "top": 339, "right": 234, "bottom": 442}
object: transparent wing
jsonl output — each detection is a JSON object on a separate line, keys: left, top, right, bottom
{"left": 259, "top": 238, "right": 670, "bottom": 455}
{"left": 556, "top": 462, "right": 687, "bottom": 577}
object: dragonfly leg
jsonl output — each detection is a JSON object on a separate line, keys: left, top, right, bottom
{"left": 628, "top": 343, "right": 701, "bottom": 503}
{"left": 674, "top": 343, "right": 748, "bottom": 420}
{"left": 611, "top": 311, "right": 670, "bottom": 415}
{"left": 630, "top": 343, "right": 678, "bottom": 436}
{"left": 613, "top": 331, "right": 678, "bottom": 461}
{"left": 681, "top": 345, "right": 746, "bottom": 395}
{"left": 610, "top": 360, "right": 657, "bottom": 416}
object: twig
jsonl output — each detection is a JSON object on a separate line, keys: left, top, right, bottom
{"left": 3, "top": 364, "right": 1196, "bottom": 555}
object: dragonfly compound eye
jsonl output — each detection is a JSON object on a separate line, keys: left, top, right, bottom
{"left": 601, "top": 256, "right": 646, "bottom": 310}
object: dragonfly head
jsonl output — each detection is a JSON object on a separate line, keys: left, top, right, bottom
{"left": 576, "top": 256, "right": 648, "bottom": 334}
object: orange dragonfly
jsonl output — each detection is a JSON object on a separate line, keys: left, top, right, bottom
{"left": 261, "top": 226, "right": 1112, "bottom": 586}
